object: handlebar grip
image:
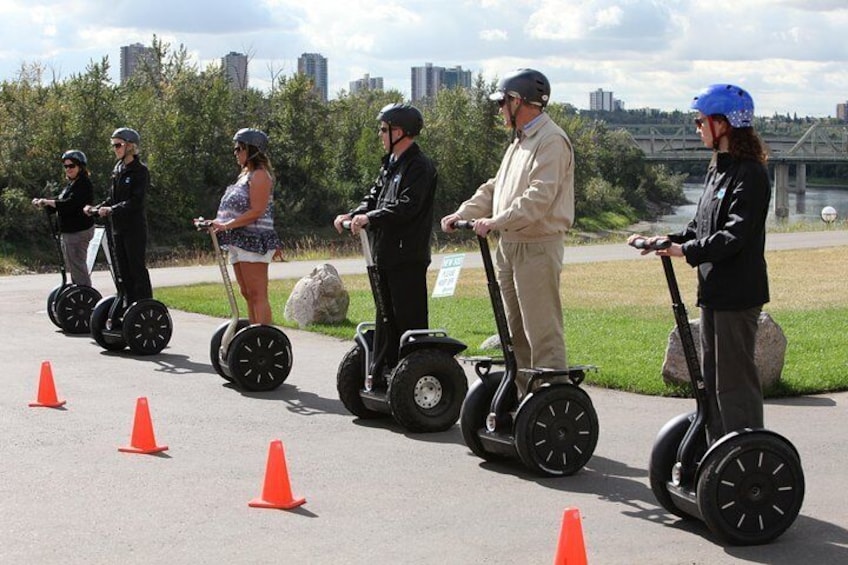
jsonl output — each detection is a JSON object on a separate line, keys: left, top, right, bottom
{"left": 452, "top": 220, "right": 474, "bottom": 230}
{"left": 629, "top": 237, "right": 671, "bottom": 251}
{"left": 341, "top": 220, "right": 352, "bottom": 231}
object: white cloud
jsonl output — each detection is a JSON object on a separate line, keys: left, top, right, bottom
{"left": 0, "top": 0, "right": 845, "bottom": 116}
{"left": 480, "top": 29, "right": 508, "bottom": 41}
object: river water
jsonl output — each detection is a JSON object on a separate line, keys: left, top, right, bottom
{"left": 650, "top": 183, "right": 848, "bottom": 232}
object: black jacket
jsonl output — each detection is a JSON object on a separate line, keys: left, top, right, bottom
{"left": 52, "top": 175, "right": 94, "bottom": 233}
{"left": 351, "top": 143, "right": 437, "bottom": 268}
{"left": 101, "top": 156, "right": 149, "bottom": 235}
{"left": 668, "top": 153, "right": 770, "bottom": 310}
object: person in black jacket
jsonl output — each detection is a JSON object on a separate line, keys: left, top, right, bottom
{"left": 629, "top": 84, "right": 771, "bottom": 443}
{"left": 86, "top": 127, "right": 152, "bottom": 305}
{"left": 32, "top": 150, "right": 95, "bottom": 287}
{"left": 333, "top": 103, "right": 437, "bottom": 373}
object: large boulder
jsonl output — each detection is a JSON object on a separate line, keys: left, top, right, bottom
{"left": 283, "top": 263, "right": 349, "bottom": 327}
{"left": 661, "top": 311, "right": 786, "bottom": 391}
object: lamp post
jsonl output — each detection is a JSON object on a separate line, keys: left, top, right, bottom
{"left": 821, "top": 205, "right": 838, "bottom": 226}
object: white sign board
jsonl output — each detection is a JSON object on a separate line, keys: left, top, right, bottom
{"left": 432, "top": 254, "right": 465, "bottom": 298}
{"left": 86, "top": 227, "right": 106, "bottom": 274}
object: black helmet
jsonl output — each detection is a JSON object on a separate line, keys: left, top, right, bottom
{"left": 377, "top": 103, "right": 424, "bottom": 136}
{"left": 61, "top": 150, "right": 87, "bottom": 166}
{"left": 233, "top": 128, "right": 269, "bottom": 152}
{"left": 111, "top": 127, "right": 140, "bottom": 144}
{"left": 490, "top": 68, "right": 551, "bottom": 108}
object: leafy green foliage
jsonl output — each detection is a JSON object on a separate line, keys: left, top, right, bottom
{"left": 1, "top": 39, "right": 687, "bottom": 267}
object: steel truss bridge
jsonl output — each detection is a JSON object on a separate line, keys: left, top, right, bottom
{"left": 621, "top": 123, "right": 848, "bottom": 217}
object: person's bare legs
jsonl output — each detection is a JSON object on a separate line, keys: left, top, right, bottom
{"left": 232, "top": 261, "right": 272, "bottom": 324}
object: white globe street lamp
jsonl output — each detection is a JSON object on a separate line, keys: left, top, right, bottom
{"left": 821, "top": 206, "right": 838, "bottom": 224}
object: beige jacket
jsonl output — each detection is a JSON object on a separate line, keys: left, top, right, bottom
{"left": 457, "top": 113, "right": 574, "bottom": 242}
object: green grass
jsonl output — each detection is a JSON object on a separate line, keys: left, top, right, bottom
{"left": 157, "top": 245, "right": 848, "bottom": 399}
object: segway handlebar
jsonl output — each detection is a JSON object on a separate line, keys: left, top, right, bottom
{"left": 629, "top": 237, "right": 671, "bottom": 251}
{"left": 451, "top": 220, "right": 475, "bottom": 230}
{"left": 193, "top": 217, "right": 214, "bottom": 230}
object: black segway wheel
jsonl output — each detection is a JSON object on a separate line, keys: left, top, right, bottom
{"left": 514, "top": 384, "right": 599, "bottom": 476}
{"left": 460, "top": 372, "right": 509, "bottom": 462}
{"left": 46, "top": 284, "right": 65, "bottom": 328}
{"left": 55, "top": 285, "right": 102, "bottom": 334}
{"left": 122, "top": 299, "right": 172, "bottom": 355}
{"left": 210, "top": 319, "right": 251, "bottom": 381}
{"left": 336, "top": 344, "right": 385, "bottom": 420}
{"left": 388, "top": 349, "right": 468, "bottom": 433}
{"left": 649, "top": 411, "right": 700, "bottom": 519}
{"left": 90, "top": 295, "right": 126, "bottom": 351}
{"left": 227, "top": 325, "right": 293, "bottom": 391}
{"left": 697, "top": 431, "right": 805, "bottom": 545}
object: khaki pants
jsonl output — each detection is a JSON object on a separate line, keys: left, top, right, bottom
{"left": 495, "top": 239, "right": 567, "bottom": 393}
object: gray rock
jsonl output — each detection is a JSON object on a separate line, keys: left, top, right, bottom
{"left": 283, "top": 263, "right": 350, "bottom": 327}
{"left": 661, "top": 311, "right": 786, "bottom": 390}
{"left": 480, "top": 334, "right": 501, "bottom": 351}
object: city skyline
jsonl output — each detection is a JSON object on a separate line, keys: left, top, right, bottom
{"left": 1, "top": 1, "right": 846, "bottom": 117}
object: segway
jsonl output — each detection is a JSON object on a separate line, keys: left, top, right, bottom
{"left": 194, "top": 218, "right": 293, "bottom": 391}
{"left": 42, "top": 208, "right": 101, "bottom": 333}
{"left": 335, "top": 221, "right": 468, "bottom": 433}
{"left": 453, "top": 221, "right": 599, "bottom": 476}
{"left": 88, "top": 207, "right": 172, "bottom": 355}
{"left": 630, "top": 237, "right": 804, "bottom": 545}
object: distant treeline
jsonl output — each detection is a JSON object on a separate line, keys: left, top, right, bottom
{"left": 1, "top": 38, "right": 686, "bottom": 266}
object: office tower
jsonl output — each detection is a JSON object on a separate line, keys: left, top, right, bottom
{"left": 222, "top": 51, "right": 248, "bottom": 90}
{"left": 298, "top": 53, "right": 329, "bottom": 102}
{"left": 411, "top": 63, "right": 472, "bottom": 102}
{"left": 442, "top": 66, "right": 472, "bottom": 90}
{"left": 120, "top": 43, "right": 157, "bottom": 84}
{"left": 589, "top": 88, "right": 614, "bottom": 111}
{"left": 837, "top": 102, "right": 848, "bottom": 121}
{"left": 349, "top": 73, "right": 384, "bottom": 94}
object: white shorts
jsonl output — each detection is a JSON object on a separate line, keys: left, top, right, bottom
{"left": 227, "top": 246, "right": 276, "bottom": 265}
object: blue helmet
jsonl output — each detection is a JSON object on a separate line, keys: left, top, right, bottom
{"left": 690, "top": 84, "right": 754, "bottom": 128}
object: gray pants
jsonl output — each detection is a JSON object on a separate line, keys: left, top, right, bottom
{"left": 700, "top": 306, "right": 763, "bottom": 442}
{"left": 61, "top": 226, "right": 94, "bottom": 287}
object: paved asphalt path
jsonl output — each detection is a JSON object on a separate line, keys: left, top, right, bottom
{"left": 1, "top": 231, "right": 847, "bottom": 564}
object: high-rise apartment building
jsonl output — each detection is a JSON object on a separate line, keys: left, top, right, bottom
{"left": 120, "top": 43, "right": 157, "bottom": 84}
{"left": 297, "top": 53, "right": 328, "bottom": 102}
{"left": 837, "top": 102, "right": 848, "bottom": 121}
{"left": 589, "top": 88, "right": 624, "bottom": 111}
{"left": 222, "top": 51, "right": 248, "bottom": 90}
{"left": 410, "top": 63, "right": 473, "bottom": 102}
{"left": 349, "top": 73, "right": 384, "bottom": 94}
{"left": 443, "top": 66, "right": 472, "bottom": 90}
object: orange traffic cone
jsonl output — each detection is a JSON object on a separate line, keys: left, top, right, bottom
{"left": 118, "top": 397, "right": 168, "bottom": 454}
{"left": 249, "top": 440, "right": 306, "bottom": 509}
{"left": 553, "top": 507, "right": 588, "bottom": 565}
{"left": 29, "top": 361, "right": 66, "bottom": 408}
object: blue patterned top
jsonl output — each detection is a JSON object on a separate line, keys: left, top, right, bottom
{"left": 216, "top": 171, "right": 282, "bottom": 254}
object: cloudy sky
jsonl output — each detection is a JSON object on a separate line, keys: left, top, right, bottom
{"left": 1, "top": 0, "right": 847, "bottom": 117}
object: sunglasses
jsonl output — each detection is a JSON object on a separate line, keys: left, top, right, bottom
{"left": 112, "top": 142, "right": 125, "bottom": 149}
{"left": 497, "top": 95, "right": 513, "bottom": 107}
{"left": 63, "top": 163, "right": 77, "bottom": 169}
